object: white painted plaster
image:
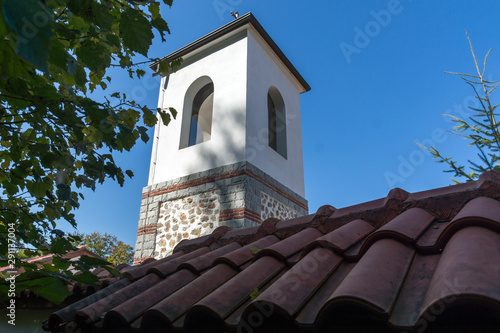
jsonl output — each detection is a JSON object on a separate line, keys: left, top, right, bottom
{"left": 150, "top": 32, "right": 248, "bottom": 184}
{"left": 245, "top": 29, "right": 306, "bottom": 196}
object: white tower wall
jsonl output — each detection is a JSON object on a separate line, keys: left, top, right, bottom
{"left": 245, "top": 30, "right": 306, "bottom": 197}
{"left": 149, "top": 32, "right": 249, "bottom": 185}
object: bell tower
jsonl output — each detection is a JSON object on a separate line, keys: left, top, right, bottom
{"left": 134, "top": 13, "right": 311, "bottom": 263}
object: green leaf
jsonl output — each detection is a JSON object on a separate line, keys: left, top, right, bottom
{"left": 71, "top": 271, "right": 98, "bottom": 285}
{"left": 119, "top": 8, "right": 154, "bottom": 57}
{"left": 27, "top": 179, "right": 52, "bottom": 198}
{"left": 106, "top": 33, "right": 121, "bottom": 48}
{"left": 143, "top": 106, "right": 157, "bottom": 127}
{"left": 57, "top": 184, "right": 72, "bottom": 201}
{"left": 67, "top": 0, "right": 111, "bottom": 30}
{"left": 152, "top": 17, "right": 170, "bottom": 42}
{"left": 159, "top": 110, "right": 171, "bottom": 125}
{"left": 3, "top": 0, "right": 55, "bottom": 72}
{"left": 75, "top": 39, "right": 111, "bottom": 73}
{"left": 138, "top": 126, "right": 149, "bottom": 143}
{"left": 250, "top": 288, "right": 260, "bottom": 300}
{"left": 79, "top": 255, "right": 110, "bottom": 266}
{"left": 149, "top": 3, "right": 160, "bottom": 19}
{"left": 49, "top": 38, "right": 70, "bottom": 71}
{"left": 250, "top": 247, "right": 261, "bottom": 255}
{"left": 103, "top": 265, "right": 121, "bottom": 277}
{"left": 19, "top": 276, "right": 72, "bottom": 304}
{"left": 169, "top": 107, "right": 178, "bottom": 119}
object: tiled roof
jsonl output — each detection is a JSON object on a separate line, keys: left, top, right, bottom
{"left": 0, "top": 246, "right": 107, "bottom": 275}
{"left": 4, "top": 247, "right": 130, "bottom": 310}
{"left": 45, "top": 172, "right": 500, "bottom": 332}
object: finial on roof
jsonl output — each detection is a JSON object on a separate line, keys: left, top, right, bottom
{"left": 230, "top": 11, "right": 239, "bottom": 19}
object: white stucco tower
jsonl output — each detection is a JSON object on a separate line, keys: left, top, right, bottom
{"left": 134, "top": 13, "right": 311, "bottom": 263}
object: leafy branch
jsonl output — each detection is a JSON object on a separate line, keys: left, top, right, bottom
{"left": 0, "top": 0, "right": 180, "bottom": 303}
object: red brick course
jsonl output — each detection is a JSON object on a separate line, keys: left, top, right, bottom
{"left": 219, "top": 208, "right": 261, "bottom": 224}
{"left": 137, "top": 225, "right": 156, "bottom": 236}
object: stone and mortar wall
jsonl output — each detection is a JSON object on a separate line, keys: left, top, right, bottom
{"left": 261, "top": 192, "right": 298, "bottom": 221}
{"left": 134, "top": 162, "right": 308, "bottom": 264}
{"left": 155, "top": 191, "right": 220, "bottom": 259}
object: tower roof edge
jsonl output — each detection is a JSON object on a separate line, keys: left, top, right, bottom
{"left": 150, "top": 12, "right": 311, "bottom": 93}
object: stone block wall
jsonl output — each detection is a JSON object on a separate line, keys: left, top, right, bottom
{"left": 134, "top": 162, "right": 308, "bottom": 264}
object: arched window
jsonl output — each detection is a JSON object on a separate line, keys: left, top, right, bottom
{"left": 268, "top": 86, "right": 287, "bottom": 158}
{"left": 189, "top": 82, "right": 214, "bottom": 146}
{"left": 180, "top": 77, "right": 214, "bottom": 149}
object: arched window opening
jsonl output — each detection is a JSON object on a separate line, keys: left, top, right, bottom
{"left": 189, "top": 82, "right": 214, "bottom": 146}
{"left": 179, "top": 77, "right": 214, "bottom": 149}
{"left": 268, "top": 87, "right": 287, "bottom": 158}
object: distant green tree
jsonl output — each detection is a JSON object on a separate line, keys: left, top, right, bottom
{"left": 76, "top": 232, "right": 134, "bottom": 265}
{"left": 418, "top": 31, "right": 499, "bottom": 182}
{"left": 0, "top": 0, "right": 179, "bottom": 304}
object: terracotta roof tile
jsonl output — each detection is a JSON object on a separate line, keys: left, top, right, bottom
{"left": 295, "top": 261, "right": 356, "bottom": 327}
{"left": 48, "top": 279, "right": 131, "bottom": 328}
{"left": 451, "top": 196, "right": 500, "bottom": 224}
{"left": 420, "top": 227, "right": 500, "bottom": 315}
{"left": 177, "top": 242, "right": 241, "bottom": 273}
{"left": 322, "top": 239, "right": 415, "bottom": 317}
{"left": 249, "top": 248, "right": 342, "bottom": 319}
{"left": 46, "top": 172, "right": 500, "bottom": 332}
{"left": 389, "top": 253, "right": 442, "bottom": 329}
{"left": 122, "top": 250, "right": 185, "bottom": 280}
{"left": 141, "top": 263, "right": 239, "bottom": 330}
{"left": 255, "top": 228, "right": 323, "bottom": 261}
{"left": 224, "top": 267, "right": 289, "bottom": 330}
{"left": 146, "top": 246, "right": 210, "bottom": 277}
{"left": 373, "top": 208, "right": 435, "bottom": 243}
{"left": 103, "top": 269, "right": 197, "bottom": 330}
{"left": 213, "top": 235, "right": 280, "bottom": 269}
{"left": 75, "top": 273, "right": 163, "bottom": 327}
{"left": 188, "top": 256, "right": 285, "bottom": 323}
{"left": 303, "top": 219, "right": 375, "bottom": 255}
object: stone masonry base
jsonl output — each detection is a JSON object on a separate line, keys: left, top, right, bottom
{"left": 133, "top": 162, "right": 308, "bottom": 264}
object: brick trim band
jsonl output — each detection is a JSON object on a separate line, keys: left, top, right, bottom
{"left": 219, "top": 208, "right": 261, "bottom": 223}
{"left": 133, "top": 257, "right": 151, "bottom": 265}
{"left": 137, "top": 225, "right": 156, "bottom": 236}
{"left": 142, "top": 169, "right": 308, "bottom": 211}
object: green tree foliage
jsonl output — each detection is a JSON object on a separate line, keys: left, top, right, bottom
{"left": 0, "top": 0, "right": 179, "bottom": 303}
{"left": 76, "top": 232, "right": 134, "bottom": 265}
{"left": 419, "top": 31, "right": 499, "bottom": 182}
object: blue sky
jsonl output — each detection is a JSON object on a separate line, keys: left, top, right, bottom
{"left": 69, "top": 0, "right": 500, "bottom": 248}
